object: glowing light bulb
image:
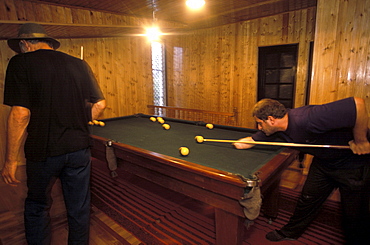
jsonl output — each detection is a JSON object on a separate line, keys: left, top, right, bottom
{"left": 186, "top": 0, "right": 205, "bottom": 10}
{"left": 146, "top": 26, "right": 162, "bottom": 41}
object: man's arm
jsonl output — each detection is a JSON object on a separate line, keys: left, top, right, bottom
{"left": 1, "top": 106, "right": 30, "bottom": 186}
{"left": 91, "top": 99, "right": 106, "bottom": 120}
{"left": 233, "top": 136, "right": 256, "bottom": 149}
{"left": 348, "top": 97, "right": 370, "bottom": 155}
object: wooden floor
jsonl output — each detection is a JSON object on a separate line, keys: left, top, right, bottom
{"left": 0, "top": 164, "right": 142, "bottom": 245}
{"left": 0, "top": 155, "right": 340, "bottom": 245}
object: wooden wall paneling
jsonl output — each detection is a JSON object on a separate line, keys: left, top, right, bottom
{"left": 201, "top": 29, "right": 215, "bottom": 111}
{"left": 339, "top": 1, "right": 368, "bottom": 99}
{"left": 294, "top": 8, "right": 314, "bottom": 107}
{"left": 311, "top": 0, "right": 370, "bottom": 107}
{"left": 355, "top": 1, "right": 370, "bottom": 100}
{"left": 204, "top": 28, "right": 215, "bottom": 111}
{"left": 243, "top": 19, "right": 259, "bottom": 128}
{"left": 219, "top": 24, "right": 235, "bottom": 114}
{"left": 336, "top": 0, "right": 357, "bottom": 99}
{"left": 104, "top": 38, "right": 116, "bottom": 117}
{"left": 99, "top": 39, "right": 113, "bottom": 116}
{"left": 164, "top": 8, "right": 316, "bottom": 127}
{"left": 198, "top": 30, "right": 209, "bottom": 110}
{"left": 190, "top": 33, "right": 202, "bottom": 109}
{"left": 12, "top": 0, "right": 27, "bottom": 21}
{"left": 1, "top": 0, "right": 17, "bottom": 20}
{"left": 302, "top": 7, "right": 316, "bottom": 104}
{"left": 41, "top": 3, "right": 54, "bottom": 23}
{"left": 135, "top": 38, "right": 153, "bottom": 115}
{"left": 98, "top": 39, "right": 115, "bottom": 118}
{"left": 216, "top": 26, "right": 230, "bottom": 113}
{"left": 231, "top": 23, "right": 244, "bottom": 126}
{"left": 179, "top": 35, "right": 191, "bottom": 108}
{"left": 224, "top": 21, "right": 253, "bottom": 126}
{"left": 70, "top": 6, "right": 91, "bottom": 24}
{"left": 357, "top": 4, "right": 370, "bottom": 101}
{"left": 121, "top": 39, "right": 132, "bottom": 115}
{"left": 128, "top": 38, "right": 138, "bottom": 114}
{"left": 290, "top": 10, "right": 301, "bottom": 43}
{"left": 257, "top": 16, "right": 267, "bottom": 46}
{"left": 112, "top": 38, "right": 124, "bottom": 117}
{"left": 310, "top": 0, "right": 340, "bottom": 104}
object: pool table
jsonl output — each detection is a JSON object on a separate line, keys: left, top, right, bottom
{"left": 89, "top": 114, "right": 297, "bottom": 244}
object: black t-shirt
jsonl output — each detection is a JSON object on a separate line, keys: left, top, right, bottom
{"left": 4, "top": 49, "right": 105, "bottom": 161}
{"left": 252, "top": 97, "right": 370, "bottom": 168}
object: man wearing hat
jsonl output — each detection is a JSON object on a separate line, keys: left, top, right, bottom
{"left": 1, "top": 23, "right": 106, "bottom": 244}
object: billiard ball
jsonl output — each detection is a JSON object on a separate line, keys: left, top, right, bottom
{"left": 158, "top": 118, "right": 165, "bottom": 124}
{"left": 93, "top": 120, "right": 99, "bottom": 125}
{"left": 179, "top": 147, "right": 189, "bottom": 156}
{"left": 150, "top": 117, "right": 157, "bottom": 122}
{"left": 206, "top": 123, "right": 214, "bottom": 129}
{"left": 88, "top": 121, "right": 94, "bottom": 125}
{"left": 162, "top": 124, "right": 170, "bottom": 130}
{"left": 99, "top": 121, "right": 105, "bottom": 127}
{"left": 195, "top": 136, "right": 204, "bottom": 143}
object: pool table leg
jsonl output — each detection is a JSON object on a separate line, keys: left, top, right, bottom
{"left": 215, "top": 208, "right": 244, "bottom": 245}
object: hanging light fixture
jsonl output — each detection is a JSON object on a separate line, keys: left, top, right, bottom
{"left": 186, "top": 0, "right": 205, "bottom": 10}
{"left": 146, "top": 0, "right": 162, "bottom": 41}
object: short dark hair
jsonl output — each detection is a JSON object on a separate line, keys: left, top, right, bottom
{"left": 252, "top": 99, "right": 287, "bottom": 120}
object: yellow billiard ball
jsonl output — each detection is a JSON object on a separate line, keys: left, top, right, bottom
{"left": 206, "top": 123, "right": 214, "bottom": 129}
{"left": 179, "top": 147, "right": 190, "bottom": 156}
{"left": 150, "top": 117, "right": 157, "bottom": 122}
{"left": 195, "top": 136, "right": 204, "bottom": 143}
{"left": 162, "top": 124, "right": 170, "bottom": 130}
{"left": 88, "top": 121, "right": 94, "bottom": 125}
{"left": 99, "top": 121, "right": 105, "bottom": 127}
{"left": 92, "top": 120, "right": 99, "bottom": 125}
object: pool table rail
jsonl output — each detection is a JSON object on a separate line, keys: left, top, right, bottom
{"left": 91, "top": 134, "right": 297, "bottom": 219}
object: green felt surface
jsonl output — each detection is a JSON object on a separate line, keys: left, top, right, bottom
{"left": 90, "top": 115, "right": 284, "bottom": 178}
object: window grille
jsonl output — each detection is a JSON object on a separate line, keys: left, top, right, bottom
{"left": 151, "top": 42, "right": 166, "bottom": 107}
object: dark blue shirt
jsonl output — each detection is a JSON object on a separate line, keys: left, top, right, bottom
{"left": 252, "top": 97, "right": 369, "bottom": 168}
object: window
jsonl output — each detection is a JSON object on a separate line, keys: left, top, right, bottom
{"left": 151, "top": 41, "right": 166, "bottom": 106}
{"left": 258, "top": 44, "right": 298, "bottom": 108}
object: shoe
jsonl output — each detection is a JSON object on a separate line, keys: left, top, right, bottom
{"left": 265, "top": 230, "right": 296, "bottom": 242}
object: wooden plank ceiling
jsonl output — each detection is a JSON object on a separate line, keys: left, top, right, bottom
{"left": 0, "top": 0, "right": 317, "bottom": 40}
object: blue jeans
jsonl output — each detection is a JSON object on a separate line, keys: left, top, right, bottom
{"left": 24, "top": 148, "right": 91, "bottom": 245}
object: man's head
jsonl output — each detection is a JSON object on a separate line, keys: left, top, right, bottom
{"left": 7, "top": 23, "right": 60, "bottom": 53}
{"left": 252, "top": 99, "right": 288, "bottom": 136}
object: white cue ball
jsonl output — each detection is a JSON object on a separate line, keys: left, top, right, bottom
{"left": 179, "top": 147, "right": 190, "bottom": 156}
{"left": 206, "top": 123, "right": 214, "bottom": 129}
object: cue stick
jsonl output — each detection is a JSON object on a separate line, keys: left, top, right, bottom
{"left": 195, "top": 136, "right": 350, "bottom": 149}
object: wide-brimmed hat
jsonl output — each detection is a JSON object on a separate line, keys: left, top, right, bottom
{"left": 7, "top": 23, "right": 60, "bottom": 53}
